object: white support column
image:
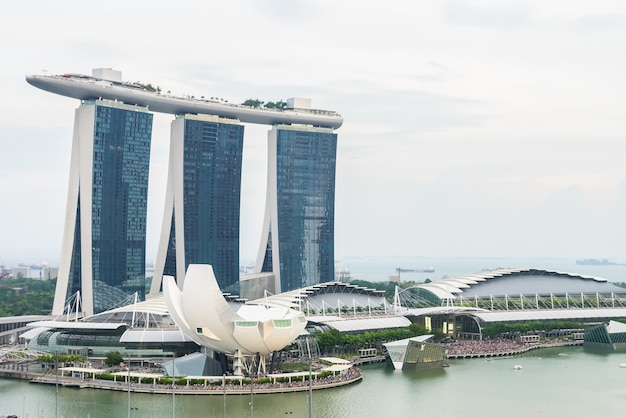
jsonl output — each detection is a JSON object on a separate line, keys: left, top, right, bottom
{"left": 53, "top": 105, "right": 97, "bottom": 317}
{"left": 254, "top": 129, "right": 281, "bottom": 293}
{"left": 52, "top": 108, "right": 82, "bottom": 316}
{"left": 151, "top": 121, "right": 177, "bottom": 294}
{"left": 393, "top": 286, "right": 401, "bottom": 313}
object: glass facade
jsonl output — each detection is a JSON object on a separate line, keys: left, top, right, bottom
{"left": 584, "top": 322, "right": 626, "bottom": 349}
{"left": 384, "top": 337, "right": 447, "bottom": 370}
{"left": 30, "top": 328, "right": 198, "bottom": 358}
{"left": 261, "top": 126, "right": 337, "bottom": 291}
{"left": 163, "top": 116, "right": 244, "bottom": 290}
{"left": 67, "top": 102, "right": 152, "bottom": 313}
{"left": 403, "top": 340, "right": 447, "bottom": 367}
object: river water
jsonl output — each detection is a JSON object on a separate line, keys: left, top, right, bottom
{"left": 2, "top": 346, "right": 626, "bottom": 418}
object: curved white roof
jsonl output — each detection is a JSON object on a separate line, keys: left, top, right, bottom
{"left": 415, "top": 268, "right": 621, "bottom": 300}
{"left": 248, "top": 281, "right": 386, "bottom": 309}
{"left": 418, "top": 284, "right": 458, "bottom": 300}
{"left": 94, "top": 294, "right": 171, "bottom": 316}
{"left": 27, "top": 320, "right": 126, "bottom": 330}
{"left": 439, "top": 279, "right": 471, "bottom": 289}
{"left": 472, "top": 307, "right": 626, "bottom": 324}
{"left": 310, "top": 316, "right": 411, "bottom": 333}
{"left": 119, "top": 328, "right": 192, "bottom": 344}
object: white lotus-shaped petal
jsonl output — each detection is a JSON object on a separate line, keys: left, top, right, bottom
{"left": 164, "top": 264, "right": 306, "bottom": 355}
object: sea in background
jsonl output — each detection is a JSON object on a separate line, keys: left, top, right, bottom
{"left": 337, "top": 256, "right": 626, "bottom": 283}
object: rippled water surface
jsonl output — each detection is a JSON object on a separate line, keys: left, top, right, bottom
{"left": 2, "top": 346, "right": 626, "bottom": 417}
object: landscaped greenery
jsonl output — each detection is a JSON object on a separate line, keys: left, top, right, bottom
{"left": 279, "top": 362, "right": 311, "bottom": 373}
{"left": 38, "top": 353, "right": 84, "bottom": 367}
{"left": 242, "top": 98, "right": 287, "bottom": 109}
{"left": 132, "top": 81, "right": 160, "bottom": 93}
{"left": 0, "top": 277, "right": 55, "bottom": 316}
{"left": 104, "top": 351, "right": 125, "bottom": 367}
{"left": 481, "top": 321, "right": 585, "bottom": 339}
{"left": 315, "top": 323, "right": 437, "bottom": 354}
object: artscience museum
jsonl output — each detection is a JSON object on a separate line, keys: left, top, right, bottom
{"left": 163, "top": 264, "right": 307, "bottom": 374}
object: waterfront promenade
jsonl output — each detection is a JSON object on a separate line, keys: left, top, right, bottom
{"left": 444, "top": 339, "right": 582, "bottom": 359}
{"left": 1, "top": 365, "right": 362, "bottom": 396}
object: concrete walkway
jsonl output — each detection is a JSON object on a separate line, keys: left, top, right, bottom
{"left": 27, "top": 371, "right": 363, "bottom": 395}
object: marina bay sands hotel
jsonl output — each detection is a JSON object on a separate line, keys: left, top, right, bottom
{"left": 27, "top": 68, "right": 343, "bottom": 317}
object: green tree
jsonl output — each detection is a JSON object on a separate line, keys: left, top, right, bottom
{"left": 264, "top": 100, "right": 287, "bottom": 109}
{"left": 317, "top": 329, "right": 342, "bottom": 352}
{"left": 0, "top": 277, "right": 56, "bottom": 316}
{"left": 105, "top": 351, "right": 124, "bottom": 367}
{"left": 242, "top": 99, "right": 264, "bottom": 108}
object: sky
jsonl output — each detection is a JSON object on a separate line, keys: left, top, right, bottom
{"left": 1, "top": 0, "right": 625, "bottom": 267}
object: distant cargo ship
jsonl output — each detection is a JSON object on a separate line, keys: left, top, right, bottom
{"left": 576, "top": 258, "right": 623, "bottom": 266}
{"left": 396, "top": 266, "right": 435, "bottom": 274}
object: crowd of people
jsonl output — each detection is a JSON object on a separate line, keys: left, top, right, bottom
{"left": 441, "top": 339, "right": 531, "bottom": 356}
{"left": 135, "top": 366, "right": 362, "bottom": 393}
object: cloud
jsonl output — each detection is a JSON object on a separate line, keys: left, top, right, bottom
{"left": 442, "top": 1, "right": 533, "bottom": 30}
{"left": 245, "top": 0, "right": 325, "bottom": 21}
{"left": 565, "top": 14, "right": 626, "bottom": 32}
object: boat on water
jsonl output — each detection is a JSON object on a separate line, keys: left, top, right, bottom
{"left": 396, "top": 266, "right": 435, "bottom": 274}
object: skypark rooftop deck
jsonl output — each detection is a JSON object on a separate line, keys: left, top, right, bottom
{"left": 26, "top": 73, "right": 343, "bottom": 129}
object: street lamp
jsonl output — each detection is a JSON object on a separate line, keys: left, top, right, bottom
{"left": 223, "top": 373, "right": 226, "bottom": 418}
{"left": 249, "top": 377, "right": 254, "bottom": 418}
{"left": 305, "top": 337, "right": 313, "bottom": 418}
{"left": 172, "top": 352, "right": 176, "bottom": 418}
{"left": 54, "top": 351, "right": 59, "bottom": 418}
{"left": 308, "top": 355, "right": 313, "bottom": 418}
{"left": 127, "top": 353, "right": 131, "bottom": 418}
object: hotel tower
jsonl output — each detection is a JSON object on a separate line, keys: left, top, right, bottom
{"left": 53, "top": 100, "right": 152, "bottom": 316}
{"left": 255, "top": 121, "right": 338, "bottom": 293}
{"left": 150, "top": 114, "right": 244, "bottom": 294}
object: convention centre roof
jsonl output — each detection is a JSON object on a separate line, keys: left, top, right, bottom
{"left": 416, "top": 268, "right": 625, "bottom": 301}
{"left": 249, "top": 281, "right": 387, "bottom": 310}
{"left": 307, "top": 315, "right": 412, "bottom": 333}
{"left": 472, "top": 308, "right": 626, "bottom": 324}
